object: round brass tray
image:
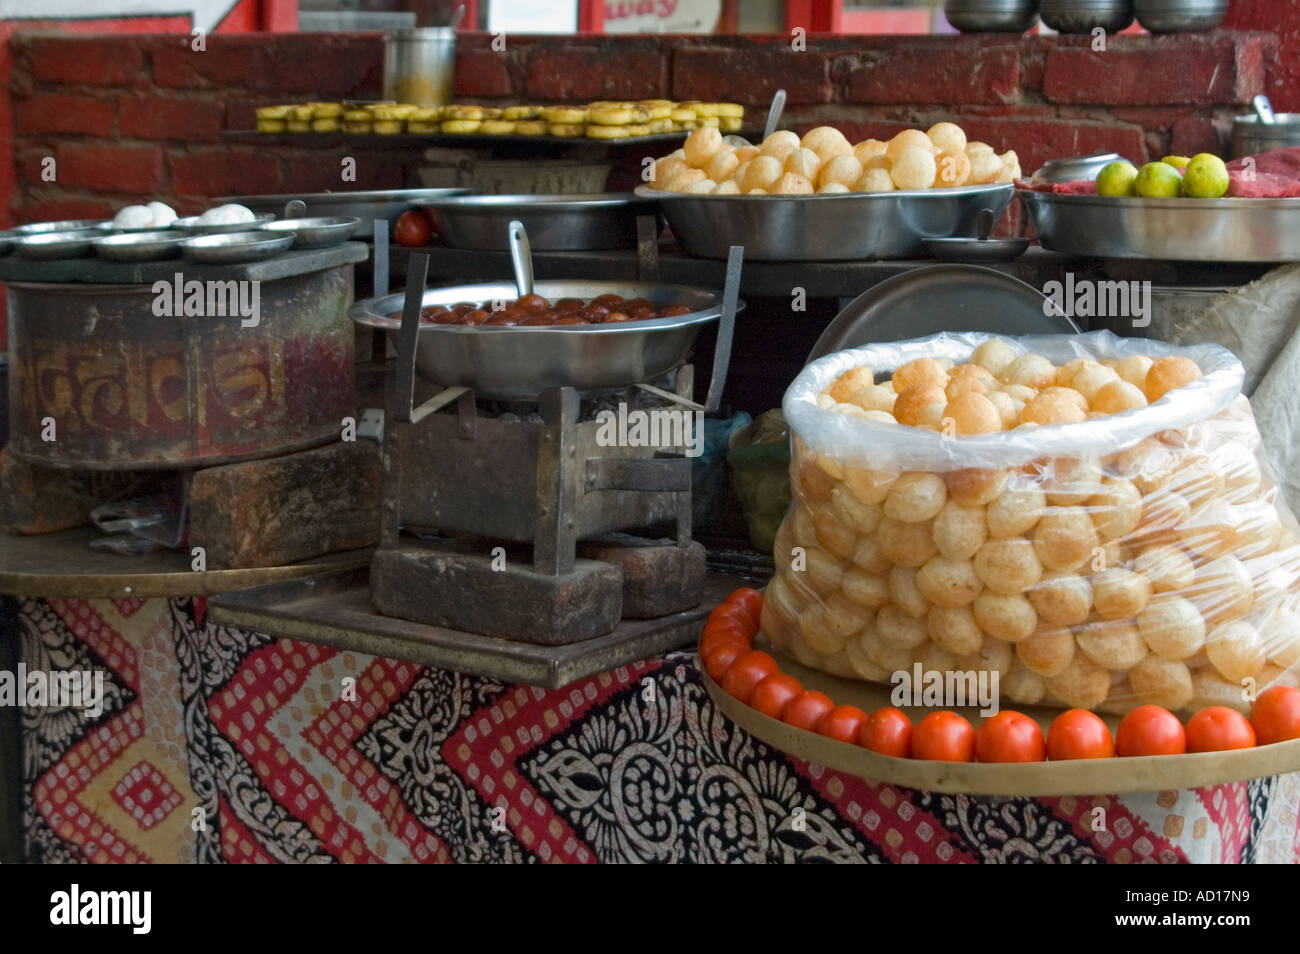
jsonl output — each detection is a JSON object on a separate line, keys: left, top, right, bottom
{"left": 704, "top": 644, "right": 1300, "bottom": 796}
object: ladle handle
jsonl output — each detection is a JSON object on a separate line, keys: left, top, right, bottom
{"left": 508, "top": 219, "right": 534, "bottom": 299}
{"left": 1254, "top": 94, "right": 1276, "bottom": 125}
{"left": 762, "top": 89, "right": 786, "bottom": 143}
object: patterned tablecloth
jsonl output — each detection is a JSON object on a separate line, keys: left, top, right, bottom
{"left": 10, "top": 595, "right": 1300, "bottom": 863}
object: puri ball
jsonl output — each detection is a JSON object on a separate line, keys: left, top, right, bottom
{"left": 877, "top": 516, "right": 938, "bottom": 567}
{"left": 968, "top": 150, "right": 1004, "bottom": 185}
{"left": 946, "top": 468, "right": 1010, "bottom": 507}
{"left": 705, "top": 146, "right": 739, "bottom": 182}
{"left": 933, "top": 150, "right": 972, "bottom": 187}
{"left": 682, "top": 178, "right": 717, "bottom": 194}
{"left": 847, "top": 383, "right": 896, "bottom": 413}
{"left": 663, "top": 167, "right": 707, "bottom": 192}
{"left": 651, "top": 156, "right": 688, "bottom": 189}
{"left": 783, "top": 146, "right": 821, "bottom": 182}
{"left": 1016, "top": 626, "right": 1075, "bottom": 677}
{"left": 1128, "top": 655, "right": 1193, "bottom": 710}
{"left": 1004, "top": 661, "right": 1047, "bottom": 705}
{"left": 801, "top": 125, "right": 852, "bottom": 164}
{"left": 893, "top": 384, "right": 948, "bottom": 427}
{"left": 974, "top": 537, "right": 1044, "bottom": 594}
{"left": 891, "top": 145, "right": 937, "bottom": 190}
{"left": 1137, "top": 594, "right": 1206, "bottom": 660}
{"left": 1045, "top": 654, "right": 1112, "bottom": 709}
{"left": 820, "top": 153, "right": 863, "bottom": 189}
{"left": 886, "top": 129, "right": 935, "bottom": 162}
{"left": 842, "top": 566, "right": 890, "bottom": 610}
{"left": 972, "top": 338, "right": 1017, "bottom": 376}
{"left": 884, "top": 471, "right": 948, "bottom": 523}
{"left": 889, "top": 564, "right": 930, "bottom": 617}
{"left": 943, "top": 391, "right": 1002, "bottom": 436}
{"left": 843, "top": 466, "right": 899, "bottom": 505}
{"left": 927, "top": 605, "right": 984, "bottom": 655}
{"left": 1144, "top": 355, "right": 1203, "bottom": 402}
{"left": 1033, "top": 506, "right": 1099, "bottom": 571}
{"left": 892, "top": 357, "right": 949, "bottom": 393}
{"left": 1043, "top": 454, "right": 1103, "bottom": 506}
{"left": 927, "top": 121, "right": 967, "bottom": 155}
{"left": 853, "top": 139, "right": 887, "bottom": 165}
{"left": 916, "top": 555, "right": 982, "bottom": 607}
{"left": 1131, "top": 544, "right": 1196, "bottom": 593}
{"left": 741, "top": 154, "right": 784, "bottom": 192}
{"left": 1092, "top": 380, "right": 1148, "bottom": 414}
{"left": 1206, "top": 620, "right": 1266, "bottom": 685}
{"left": 1020, "top": 391, "right": 1087, "bottom": 426}
{"left": 933, "top": 500, "right": 988, "bottom": 561}
{"left": 957, "top": 636, "right": 1014, "bottom": 678}
{"left": 830, "top": 486, "right": 883, "bottom": 535}
{"left": 1193, "top": 554, "right": 1255, "bottom": 625}
{"left": 1092, "top": 567, "right": 1152, "bottom": 619}
{"left": 1000, "top": 353, "right": 1056, "bottom": 389}
{"left": 828, "top": 365, "right": 876, "bottom": 402}
{"left": 1115, "top": 354, "right": 1154, "bottom": 388}
{"left": 1029, "top": 572, "right": 1093, "bottom": 626}
{"left": 759, "top": 130, "right": 800, "bottom": 161}
{"left": 985, "top": 481, "right": 1047, "bottom": 538}
{"left": 818, "top": 182, "right": 850, "bottom": 194}
{"left": 973, "top": 590, "right": 1038, "bottom": 641}
{"left": 1077, "top": 620, "right": 1149, "bottom": 670}
{"left": 876, "top": 604, "right": 929, "bottom": 649}
{"left": 773, "top": 172, "right": 814, "bottom": 195}
{"left": 714, "top": 179, "right": 741, "bottom": 194}
{"left": 683, "top": 126, "right": 723, "bottom": 167}
{"left": 855, "top": 168, "right": 896, "bottom": 192}
{"left": 1070, "top": 363, "right": 1121, "bottom": 403}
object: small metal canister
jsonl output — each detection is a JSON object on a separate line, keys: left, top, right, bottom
{"left": 383, "top": 28, "right": 456, "bottom": 107}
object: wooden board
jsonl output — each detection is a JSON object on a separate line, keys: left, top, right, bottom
{"left": 0, "top": 527, "right": 371, "bottom": 598}
{"left": 705, "top": 646, "right": 1300, "bottom": 796}
{"left": 209, "top": 565, "right": 740, "bottom": 688}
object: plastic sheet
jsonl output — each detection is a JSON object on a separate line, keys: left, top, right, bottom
{"left": 763, "top": 331, "right": 1300, "bottom": 715}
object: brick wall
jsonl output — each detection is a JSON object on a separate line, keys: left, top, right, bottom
{"left": 6, "top": 28, "right": 1281, "bottom": 230}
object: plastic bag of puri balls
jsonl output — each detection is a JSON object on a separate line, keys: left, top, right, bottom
{"left": 761, "top": 329, "right": 1300, "bottom": 716}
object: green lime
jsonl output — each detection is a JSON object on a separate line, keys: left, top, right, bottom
{"left": 1096, "top": 160, "right": 1139, "bottom": 197}
{"left": 1135, "top": 161, "right": 1183, "bottom": 198}
{"left": 1161, "top": 155, "right": 1192, "bottom": 168}
{"left": 1182, "top": 152, "right": 1229, "bottom": 198}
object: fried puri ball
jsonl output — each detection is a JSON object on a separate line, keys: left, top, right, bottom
{"left": 986, "top": 481, "right": 1047, "bottom": 538}
{"left": 740, "top": 154, "right": 783, "bottom": 192}
{"left": 933, "top": 150, "right": 972, "bottom": 187}
{"left": 828, "top": 365, "right": 876, "bottom": 403}
{"left": 877, "top": 516, "right": 938, "bottom": 567}
{"left": 683, "top": 126, "right": 723, "bottom": 167}
{"left": 927, "top": 605, "right": 984, "bottom": 655}
{"left": 1132, "top": 544, "right": 1196, "bottom": 593}
{"left": 1004, "top": 660, "right": 1048, "bottom": 704}
{"left": 967, "top": 149, "right": 1004, "bottom": 185}
{"left": 884, "top": 472, "right": 948, "bottom": 523}
{"left": 1144, "top": 355, "right": 1203, "bottom": 402}
{"left": 801, "top": 125, "right": 852, "bottom": 164}
{"left": 973, "top": 590, "right": 1038, "bottom": 641}
{"left": 1115, "top": 354, "right": 1154, "bottom": 389}
{"left": 933, "top": 500, "right": 988, "bottom": 561}
{"left": 1032, "top": 506, "right": 1099, "bottom": 571}
{"left": 843, "top": 466, "right": 899, "bottom": 505}
{"left": 974, "top": 538, "right": 1043, "bottom": 594}
{"left": 830, "top": 486, "right": 883, "bottom": 535}
{"left": 876, "top": 604, "right": 929, "bottom": 649}
{"left": 886, "top": 129, "right": 935, "bottom": 162}
{"left": 852, "top": 139, "right": 887, "bottom": 165}
{"left": 1128, "top": 655, "right": 1194, "bottom": 709}
{"left": 1076, "top": 619, "right": 1149, "bottom": 670}
{"left": 773, "top": 172, "right": 814, "bottom": 195}
{"left": 820, "top": 153, "right": 863, "bottom": 189}
{"left": 855, "top": 168, "right": 895, "bottom": 192}
{"left": 783, "top": 146, "right": 821, "bottom": 182}
{"left": 1044, "top": 653, "right": 1112, "bottom": 709}
{"left": 1137, "top": 594, "right": 1206, "bottom": 660}
{"left": 847, "top": 383, "right": 896, "bottom": 413}
{"left": 927, "top": 121, "right": 967, "bottom": 155}
{"left": 1042, "top": 455, "right": 1102, "bottom": 506}
{"left": 1028, "top": 572, "right": 1092, "bottom": 626}
{"left": 890, "top": 145, "right": 937, "bottom": 190}
{"left": 893, "top": 384, "right": 948, "bottom": 427}
{"left": 1192, "top": 554, "right": 1255, "bottom": 626}
{"left": 1016, "top": 626, "right": 1075, "bottom": 677}
{"left": 1205, "top": 619, "right": 1267, "bottom": 685}
{"left": 892, "top": 357, "right": 949, "bottom": 393}
{"left": 946, "top": 468, "right": 1010, "bottom": 507}
{"left": 1092, "top": 380, "right": 1148, "bottom": 414}
{"left": 1070, "top": 362, "right": 1121, "bottom": 403}
{"left": 1020, "top": 390, "right": 1087, "bottom": 426}
{"left": 842, "top": 566, "right": 890, "bottom": 610}
{"left": 1000, "top": 353, "right": 1056, "bottom": 389}
{"left": 1089, "top": 477, "right": 1143, "bottom": 541}
{"left": 1091, "top": 566, "right": 1153, "bottom": 619}
{"left": 916, "top": 555, "right": 983, "bottom": 607}
{"left": 945, "top": 391, "right": 1002, "bottom": 435}
{"left": 889, "top": 564, "right": 930, "bottom": 617}
{"left": 705, "top": 146, "right": 739, "bottom": 182}
{"left": 972, "top": 338, "right": 1017, "bottom": 377}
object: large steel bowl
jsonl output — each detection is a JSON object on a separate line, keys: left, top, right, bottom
{"left": 219, "top": 188, "right": 469, "bottom": 238}
{"left": 1020, "top": 188, "right": 1300, "bottom": 261}
{"left": 638, "top": 183, "right": 1013, "bottom": 260}
{"left": 413, "top": 193, "right": 656, "bottom": 251}
{"left": 351, "top": 280, "right": 741, "bottom": 400}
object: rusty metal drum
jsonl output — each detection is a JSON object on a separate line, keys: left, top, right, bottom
{"left": 6, "top": 265, "right": 356, "bottom": 469}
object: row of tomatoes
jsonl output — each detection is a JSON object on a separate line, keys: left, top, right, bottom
{"left": 703, "top": 588, "right": 1300, "bottom": 763}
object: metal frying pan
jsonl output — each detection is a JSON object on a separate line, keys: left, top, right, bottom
{"left": 807, "top": 263, "right": 1079, "bottom": 363}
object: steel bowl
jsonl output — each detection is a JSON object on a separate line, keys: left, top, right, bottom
{"left": 180, "top": 230, "right": 296, "bottom": 265}
{"left": 944, "top": 0, "right": 1040, "bottom": 32}
{"left": 1232, "top": 113, "right": 1300, "bottom": 159}
{"left": 351, "top": 280, "right": 742, "bottom": 400}
{"left": 923, "top": 236, "right": 1030, "bottom": 263}
{"left": 14, "top": 229, "right": 101, "bottom": 260}
{"left": 638, "top": 183, "right": 1013, "bottom": 261}
{"left": 1040, "top": 0, "right": 1135, "bottom": 33}
{"left": 218, "top": 188, "right": 470, "bottom": 238}
{"left": 172, "top": 213, "right": 277, "bottom": 234}
{"left": 1020, "top": 188, "right": 1300, "bottom": 261}
{"left": 1032, "top": 152, "right": 1123, "bottom": 184}
{"left": 11, "top": 218, "right": 112, "bottom": 235}
{"left": 92, "top": 230, "right": 188, "bottom": 262}
{"left": 261, "top": 216, "right": 361, "bottom": 248}
{"left": 415, "top": 193, "right": 656, "bottom": 251}
{"left": 1134, "top": 0, "right": 1227, "bottom": 32}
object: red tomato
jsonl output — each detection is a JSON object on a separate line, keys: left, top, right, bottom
{"left": 750, "top": 673, "right": 803, "bottom": 720}
{"left": 859, "top": 707, "right": 912, "bottom": 758}
{"left": 1186, "top": 706, "right": 1256, "bottom": 753}
{"left": 707, "top": 602, "right": 757, "bottom": 635}
{"left": 783, "top": 691, "right": 835, "bottom": 731}
{"left": 817, "top": 704, "right": 868, "bottom": 744}
{"left": 912, "top": 711, "right": 976, "bottom": 762}
{"left": 1251, "top": 686, "right": 1300, "bottom": 746}
{"left": 975, "top": 711, "right": 1046, "bottom": 763}
{"left": 728, "top": 588, "right": 764, "bottom": 629}
{"left": 1116, "top": 705, "right": 1187, "bottom": 757}
{"left": 699, "top": 626, "right": 749, "bottom": 657}
{"left": 701, "top": 641, "right": 744, "bottom": 683}
{"left": 703, "top": 613, "right": 754, "bottom": 643}
{"left": 393, "top": 210, "right": 432, "bottom": 247}
{"left": 1046, "top": 709, "right": 1115, "bottom": 760}
{"left": 720, "top": 651, "right": 778, "bottom": 704}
